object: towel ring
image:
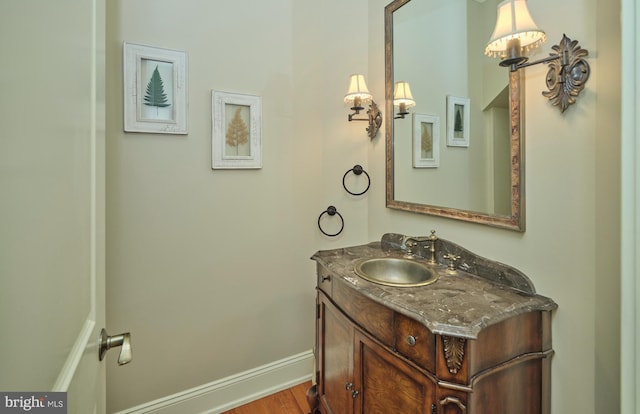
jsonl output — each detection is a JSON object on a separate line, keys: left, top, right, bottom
{"left": 317, "top": 205, "right": 344, "bottom": 237}
{"left": 342, "top": 165, "right": 370, "bottom": 196}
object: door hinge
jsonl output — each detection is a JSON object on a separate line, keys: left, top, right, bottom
{"left": 431, "top": 403, "right": 437, "bottom": 414}
{"left": 316, "top": 303, "right": 320, "bottom": 319}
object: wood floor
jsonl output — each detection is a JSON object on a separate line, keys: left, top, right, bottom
{"left": 222, "top": 381, "right": 312, "bottom": 414}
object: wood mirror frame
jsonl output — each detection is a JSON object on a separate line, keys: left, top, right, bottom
{"left": 384, "top": 0, "right": 525, "bottom": 232}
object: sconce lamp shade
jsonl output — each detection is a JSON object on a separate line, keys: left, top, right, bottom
{"left": 485, "top": 0, "right": 546, "bottom": 60}
{"left": 344, "top": 74, "right": 373, "bottom": 106}
{"left": 344, "top": 73, "right": 382, "bottom": 138}
{"left": 393, "top": 81, "right": 416, "bottom": 109}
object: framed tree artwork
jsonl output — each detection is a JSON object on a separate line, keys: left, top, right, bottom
{"left": 412, "top": 113, "right": 440, "bottom": 168}
{"left": 123, "top": 42, "right": 188, "bottom": 134}
{"left": 446, "top": 95, "right": 470, "bottom": 147}
{"left": 212, "top": 91, "right": 262, "bottom": 169}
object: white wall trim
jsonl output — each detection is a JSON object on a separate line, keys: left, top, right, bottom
{"left": 52, "top": 316, "right": 95, "bottom": 392}
{"left": 114, "top": 350, "right": 314, "bottom": 414}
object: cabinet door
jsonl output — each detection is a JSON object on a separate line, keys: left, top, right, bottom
{"left": 354, "top": 330, "right": 437, "bottom": 414}
{"left": 318, "top": 294, "right": 354, "bottom": 414}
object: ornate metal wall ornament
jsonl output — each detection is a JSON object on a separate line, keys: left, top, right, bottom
{"left": 366, "top": 101, "right": 383, "bottom": 140}
{"left": 442, "top": 335, "right": 466, "bottom": 374}
{"left": 542, "top": 34, "right": 590, "bottom": 113}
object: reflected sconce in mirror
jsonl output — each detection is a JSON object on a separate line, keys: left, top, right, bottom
{"left": 393, "top": 81, "right": 416, "bottom": 119}
{"left": 344, "top": 74, "right": 383, "bottom": 139}
{"left": 485, "top": 0, "right": 590, "bottom": 113}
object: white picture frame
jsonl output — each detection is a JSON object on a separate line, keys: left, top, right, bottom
{"left": 413, "top": 113, "right": 440, "bottom": 168}
{"left": 123, "top": 42, "right": 188, "bottom": 134}
{"left": 212, "top": 91, "right": 262, "bottom": 169}
{"left": 446, "top": 95, "right": 470, "bottom": 147}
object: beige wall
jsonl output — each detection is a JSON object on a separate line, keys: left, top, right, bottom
{"left": 106, "top": 0, "right": 620, "bottom": 412}
{"left": 105, "top": 0, "right": 370, "bottom": 411}
{"left": 368, "top": 0, "right": 620, "bottom": 413}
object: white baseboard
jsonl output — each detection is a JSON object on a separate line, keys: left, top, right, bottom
{"left": 115, "top": 350, "right": 314, "bottom": 414}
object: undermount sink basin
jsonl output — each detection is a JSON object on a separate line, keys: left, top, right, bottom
{"left": 354, "top": 257, "right": 438, "bottom": 287}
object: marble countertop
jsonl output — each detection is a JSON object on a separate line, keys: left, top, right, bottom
{"left": 311, "top": 234, "right": 557, "bottom": 339}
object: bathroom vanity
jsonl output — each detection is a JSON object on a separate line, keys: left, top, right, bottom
{"left": 308, "top": 233, "right": 557, "bottom": 414}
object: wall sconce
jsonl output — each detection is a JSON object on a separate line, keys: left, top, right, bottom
{"left": 344, "top": 74, "right": 383, "bottom": 140}
{"left": 393, "top": 81, "right": 416, "bottom": 119}
{"left": 485, "top": 0, "right": 590, "bottom": 113}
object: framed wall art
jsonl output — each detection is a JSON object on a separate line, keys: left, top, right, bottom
{"left": 446, "top": 95, "right": 470, "bottom": 147}
{"left": 413, "top": 113, "right": 440, "bottom": 168}
{"left": 212, "top": 91, "right": 262, "bottom": 169}
{"left": 123, "top": 42, "right": 188, "bottom": 134}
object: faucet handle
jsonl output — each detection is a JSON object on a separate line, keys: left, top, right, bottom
{"left": 404, "top": 239, "right": 417, "bottom": 257}
{"left": 443, "top": 254, "right": 460, "bottom": 273}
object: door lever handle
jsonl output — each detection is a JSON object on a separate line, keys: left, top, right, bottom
{"left": 99, "top": 328, "right": 132, "bottom": 365}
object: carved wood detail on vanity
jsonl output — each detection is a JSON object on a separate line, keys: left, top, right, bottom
{"left": 442, "top": 336, "right": 466, "bottom": 374}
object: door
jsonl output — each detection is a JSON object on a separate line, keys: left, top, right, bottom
{"left": 354, "top": 331, "right": 436, "bottom": 414}
{"left": 0, "top": 1, "right": 107, "bottom": 413}
{"left": 318, "top": 294, "right": 355, "bottom": 414}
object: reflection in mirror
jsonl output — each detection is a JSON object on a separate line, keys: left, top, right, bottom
{"left": 385, "top": 0, "right": 524, "bottom": 231}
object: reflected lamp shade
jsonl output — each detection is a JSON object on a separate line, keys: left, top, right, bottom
{"left": 393, "top": 81, "right": 416, "bottom": 109}
{"left": 344, "top": 74, "right": 373, "bottom": 107}
{"left": 485, "top": 0, "right": 546, "bottom": 59}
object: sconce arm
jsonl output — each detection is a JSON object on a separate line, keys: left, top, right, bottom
{"left": 349, "top": 113, "right": 368, "bottom": 122}
{"left": 347, "top": 101, "right": 382, "bottom": 139}
{"left": 509, "top": 54, "right": 560, "bottom": 72}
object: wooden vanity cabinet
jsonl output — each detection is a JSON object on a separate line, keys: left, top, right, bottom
{"left": 312, "top": 264, "right": 553, "bottom": 414}
{"left": 317, "top": 292, "right": 354, "bottom": 414}
{"left": 317, "top": 292, "right": 437, "bottom": 414}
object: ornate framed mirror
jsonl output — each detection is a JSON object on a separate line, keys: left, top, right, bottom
{"left": 385, "top": 0, "right": 525, "bottom": 232}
